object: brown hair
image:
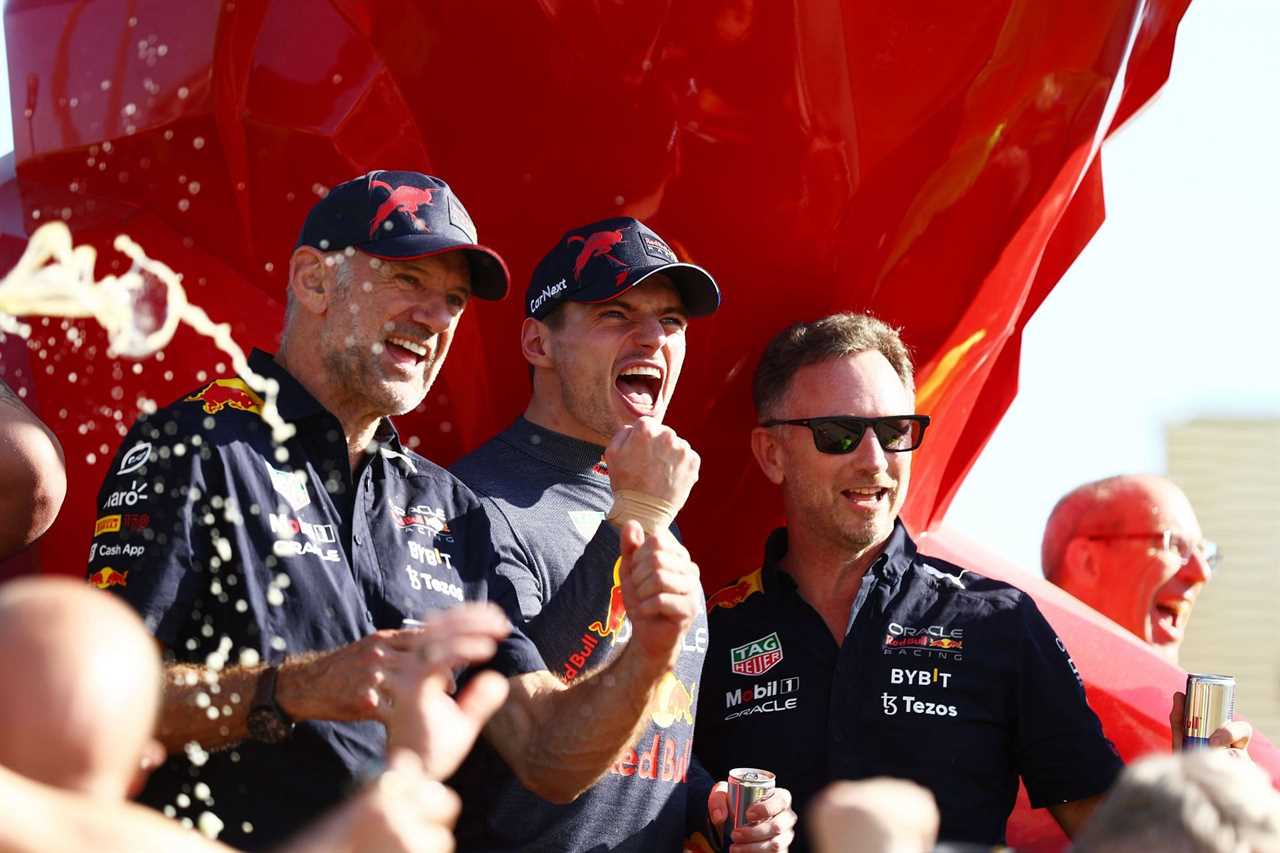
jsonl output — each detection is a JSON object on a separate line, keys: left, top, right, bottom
{"left": 752, "top": 312, "right": 914, "bottom": 418}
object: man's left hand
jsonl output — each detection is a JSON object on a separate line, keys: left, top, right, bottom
{"left": 1169, "top": 690, "right": 1252, "bottom": 757}
{"left": 707, "top": 782, "right": 796, "bottom": 852}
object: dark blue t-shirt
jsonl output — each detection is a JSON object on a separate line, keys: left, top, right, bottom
{"left": 87, "top": 350, "right": 542, "bottom": 850}
{"left": 694, "top": 523, "right": 1123, "bottom": 849}
{"left": 451, "top": 418, "right": 711, "bottom": 852}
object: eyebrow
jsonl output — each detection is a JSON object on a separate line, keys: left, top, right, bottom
{"left": 385, "top": 260, "right": 472, "bottom": 296}
{"left": 605, "top": 298, "right": 688, "bottom": 317}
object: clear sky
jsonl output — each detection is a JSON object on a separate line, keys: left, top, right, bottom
{"left": 946, "top": 0, "right": 1280, "bottom": 571}
{"left": 1, "top": 3, "right": 1276, "bottom": 572}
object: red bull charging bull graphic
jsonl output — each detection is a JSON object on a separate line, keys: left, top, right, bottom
{"left": 706, "top": 568, "right": 765, "bottom": 612}
{"left": 88, "top": 567, "right": 128, "bottom": 589}
{"left": 185, "top": 378, "right": 264, "bottom": 416}
{"left": 588, "top": 557, "right": 629, "bottom": 642}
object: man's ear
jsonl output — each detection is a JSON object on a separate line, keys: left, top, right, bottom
{"left": 127, "top": 738, "right": 166, "bottom": 798}
{"left": 1061, "top": 537, "right": 1101, "bottom": 594}
{"left": 287, "top": 248, "right": 331, "bottom": 316}
{"left": 751, "top": 426, "right": 786, "bottom": 486}
{"left": 521, "top": 317, "right": 555, "bottom": 370}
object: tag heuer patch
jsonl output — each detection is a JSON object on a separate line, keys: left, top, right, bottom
{"left": 266, "top": 463, "right": 311, "bottom": 512}
{"left": 730, "top": 632, "right": 783, "bottom": 676}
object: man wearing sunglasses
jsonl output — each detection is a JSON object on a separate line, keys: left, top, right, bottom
{"left": 1043, "top": 475, "right": 1216, "bottom": 665}
{"left": 693, "top": 312, "right": 1124, "bottom": 850}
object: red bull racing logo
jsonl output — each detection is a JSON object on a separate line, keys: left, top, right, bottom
{"left": 88, "top": 567, "right": 128, "bottom": 589}
{"left": 706, "top": 568, "right": 764, "bottom": 612}
{"left": 588, "top": 557, "right": 629, "bottom": 643}
{"left": 186, "top": 379, "right": 264, "bottom": 415}
{"left": 369, "top": 178, "right": 434, "bottom": 236}
{"left": 883, "top": 622, "right": 965, "bottom": 659}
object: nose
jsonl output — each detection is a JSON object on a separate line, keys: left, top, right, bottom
{"left": 409, "top": 292, "right": 454, "bottom": 335}
{"left": 849, "top": 423, "right": 889, "bottom": 471}
{"left": 1181, "top": 548, "right": 1212, "bottom": 585}
{"left": 632, "top": 314, "right": 668, "bottom": 351}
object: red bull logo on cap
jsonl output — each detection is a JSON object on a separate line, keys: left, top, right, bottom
{"left": 88, "top": 567, "right": 128, "bottom": 589}
{"left": 706, "top": 569, "right": 764, "bottom": 612}
{"left": 369, "top": 178, "right": 435, "bottom": 236}
{"left": 186, "top": 378, "right": 264, "bottom": 415}
{"left": 567, "top": 229, "right": 628, "bottom": 286}
{"left": 588, "top": 557, "right": 629, "bottom": 643}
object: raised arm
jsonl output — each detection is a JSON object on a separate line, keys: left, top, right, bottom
{"left": 484, "top": 521, "right": 699, "bottom": 803}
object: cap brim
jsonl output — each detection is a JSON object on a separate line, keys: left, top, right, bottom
{"left": 357, "top": 236, "right": 510, "bottom": 300}
{"left": 625, "top": 263, "right": 721, "bottom": 316}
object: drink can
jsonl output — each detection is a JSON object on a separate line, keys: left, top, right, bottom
{"left": 1183, "top": 673, "right": 1235, "bottom": 749}
{"left": 727, "top": 768, "right": 775, "bottom": 840}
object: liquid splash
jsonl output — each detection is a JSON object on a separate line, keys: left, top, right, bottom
{"left": 0, "top": 221, "right": 295, "bottom": 445}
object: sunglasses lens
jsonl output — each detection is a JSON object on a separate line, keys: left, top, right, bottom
{"left": 872, "top": 418, "right": 920, "bottom": 451}
{"left": 811, "top": 420, "right": 862, "bottom": 454}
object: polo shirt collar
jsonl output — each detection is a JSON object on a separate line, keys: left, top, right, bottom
{"left": 503, "top": 417, "right": 609, "bottom": 480}
{"left": 760, "top": 519, "right": 919, "bottom": 594}
{"left": 247, "top": 349, "right": 406, "bottom": 460}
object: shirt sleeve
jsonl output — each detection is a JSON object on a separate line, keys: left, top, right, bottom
{"left": 486, "top": 569, "right": 548, "bottom": 678}
{"left": 85, "top": 413, "right": 215, "bottom": 650}
{"left": 1013, "top": 596, "right": 1124, "bottom": 807}
{"left": 520, "top": 520, "right": 623, "bottom": 680}
{"left": 472, "top": 496, "right": 547, "bottom": 621}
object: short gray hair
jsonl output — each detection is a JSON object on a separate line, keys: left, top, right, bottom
{"left": 752, "top": 312, "right": 914, "bottom": 419}
{"left": 1072, "top": 750, "right": 1280, "bottom": 853}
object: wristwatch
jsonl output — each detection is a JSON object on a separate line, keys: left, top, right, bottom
{"left": 247, "top": 665, "right": 295, "bottom": 744}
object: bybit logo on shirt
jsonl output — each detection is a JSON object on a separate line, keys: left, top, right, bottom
{"left": 889, "top": 667, "right": 952, "bottom": 688}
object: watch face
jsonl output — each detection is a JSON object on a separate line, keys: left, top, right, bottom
{"left": 248, "top": 707, "right": 292, "bottom": 744}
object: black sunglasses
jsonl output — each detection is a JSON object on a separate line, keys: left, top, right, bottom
{"left": 760, "top": 415, "right": 931, "bottom": 454}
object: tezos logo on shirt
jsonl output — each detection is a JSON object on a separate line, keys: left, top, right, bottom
{"left": 730, "top": 632, "right": 783, "bottom": 677}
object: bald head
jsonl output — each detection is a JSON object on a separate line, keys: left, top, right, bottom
{"left": 0, "top": 577, "right": 162, "bottom": 798}
{"left": 1043, "top": 475, "right": 1210, "bottom": 662}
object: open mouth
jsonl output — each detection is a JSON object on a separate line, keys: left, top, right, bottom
{"left": 386, "top": 334, "right": 430, "bottom": 364}
{"left": 1152, "top": 599, "right": 1191, "bottom": 641}
{"left": 615, "top": 364, "right": 663, "bottom": 413}
{"left": 842, "top": 486, "right": 889, "bottom": 508}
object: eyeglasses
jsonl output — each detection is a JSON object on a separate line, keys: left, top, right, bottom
{"left": 759, "top": 415, "right": 931, "bottom": 454}
{"left": 1084, "top": 531, "right": 1221, "bottom": 572}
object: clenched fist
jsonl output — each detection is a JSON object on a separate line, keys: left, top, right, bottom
{"left": 604, "top": 417, "right": 700, "bottom": 515}
{"left": 617, "top": 521, "right": 700, "bottom": 671}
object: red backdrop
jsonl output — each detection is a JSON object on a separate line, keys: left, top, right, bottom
{"left": 4, "top": 2, "right": 1271, "bottom": 848}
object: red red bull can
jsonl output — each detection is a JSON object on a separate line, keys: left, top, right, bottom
{"left": 1184, "top": 673, "right": 1235, "bottom": 749}
{"left": 726, "top": 767, "right": 775, "bottom": 840}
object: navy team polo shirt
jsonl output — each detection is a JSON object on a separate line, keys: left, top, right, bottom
{"left": 693, "top": 522, "right": 1122, "bottom": 849}
{"left": 87, "top": 349, "right": 543, "bottom": 850}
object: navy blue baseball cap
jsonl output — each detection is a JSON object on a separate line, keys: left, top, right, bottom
{"left": 295, "top": 170, "right": 510, "bottom": 300}
{"left": 525, "top": 217, "right": 720, "bottom": 320}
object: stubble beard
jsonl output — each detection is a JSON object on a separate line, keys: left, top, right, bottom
{"left": 558, "top": 370, "right": 621, "bottom": 445}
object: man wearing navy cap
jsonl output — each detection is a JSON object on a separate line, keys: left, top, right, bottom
{"left": 451, "top": 217, "right": 795, "bottom": 851}
{"left": 88, "top": 178, "right": 705, "bottom": 849}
